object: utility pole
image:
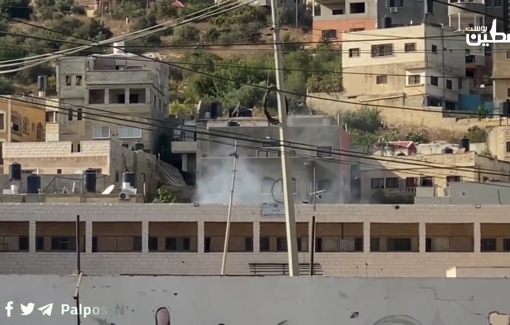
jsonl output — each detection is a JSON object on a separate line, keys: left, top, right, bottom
{"left": 270, "top": 0, "right": 300, "bottom": 276}
{"left": 73, "top": 215, "right": 82, "bottom": 325}
{"left": 221, "top": 141, "right": 239, "bottom": 275}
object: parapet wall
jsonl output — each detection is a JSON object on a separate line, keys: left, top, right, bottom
{"left": 0, "top": 275, "right": 509, "bottom": 325}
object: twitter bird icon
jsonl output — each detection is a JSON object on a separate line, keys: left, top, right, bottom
{"left": 20, "top": 303, "right": 35, "bottom": 316}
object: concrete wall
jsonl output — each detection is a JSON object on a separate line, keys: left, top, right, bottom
{"left": 4, "top": 204, "right": 510, "bottom": 276}
{"left": 2, "top": 276, "right": 510, "bottom": 325}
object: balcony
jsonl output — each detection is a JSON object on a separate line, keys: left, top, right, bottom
{"left": 85, "top": 70, "right": 156, "bottom": 85}
{"left": 465, "top": 54, "right": 485, "bottom": 68}
{"left": 448, "top": 0, "right": 485, "bottom": 15}
{"left": 171, "top": 140, "right": 197, "bottom": 154}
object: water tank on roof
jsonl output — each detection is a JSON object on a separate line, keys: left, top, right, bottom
{"left": 113, "top": 41, "right": 126, "bottom": 55}
{"left": 83, "top": 169, "right": 97, "bottom": 193}
{"left": 121, "top": 142, "right": 129, "bottom": 148}
{"left": 459, "top": 136, "right": 470, "bottom": 152}
{"left": 442, "top": 147, "right": 454, "bottom": 154}
{"left": 10, "top": 163, "right": 21, "bottom": 181}
{"left": 27, "top": 174, "right": 41, "bottom": 194}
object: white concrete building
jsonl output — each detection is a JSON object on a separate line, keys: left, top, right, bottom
{"left": 341, "top": 23, "right": 479, "bottom": 109}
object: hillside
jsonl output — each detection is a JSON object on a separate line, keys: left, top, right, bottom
{"left": 1, "top": 0, "right": 338, "bottom": 110}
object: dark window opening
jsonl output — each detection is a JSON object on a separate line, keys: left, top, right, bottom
{"left": 349, "top": 2, "right": 366, "bottom": 14}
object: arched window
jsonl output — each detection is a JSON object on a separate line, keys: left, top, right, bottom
{"left": 36, "top": 123, "right": 44, "bottom": 141}
{"left": 261, "top": 177, "right": 275, "bottom": 193}
{"left": 155, "top": 307, "right": 170, "bottom": 325}
{"left": 22, "top": 117, "right": 29, "bottom": 134}
{"left": 317, "top": 179, "right": 333, "bottom": 193}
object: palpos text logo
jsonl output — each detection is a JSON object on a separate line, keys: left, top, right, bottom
{"left": 61, "top": 304, "right": 108, "bottom": 318}
{"left": 466, "top": 19, "right": 510, "bottom": 47}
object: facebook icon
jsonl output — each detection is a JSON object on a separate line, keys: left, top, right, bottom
{"left": 5, "top": 301, "right": 13, "bottom": 317}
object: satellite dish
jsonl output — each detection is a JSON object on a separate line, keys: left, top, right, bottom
{"left": 102, "top": 184, "right": 115, "bottom": 195}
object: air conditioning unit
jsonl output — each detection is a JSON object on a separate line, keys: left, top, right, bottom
{"left": 119, "top": 192, "right": 130, "bottom": 200}
{"left": 390, "top": 7, "right": 398, "bottom": 12}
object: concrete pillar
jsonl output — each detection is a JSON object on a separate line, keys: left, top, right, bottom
{"left": 198, "top": 221, "right": 205, "bottom": 253}
{"left": 142, "top": 221, "right": 149, "bottom": 253}
{"left": 419, "top": 222, "right": 426, "bottom": 253}
{"left": 85, "top": 221, "right": 93, "bottom": 253}
{"left": 182, "top": 154, "right": 188, "bottom": 172}
{"left": 104, "top": 88, "right": 110, "bottom": 104}
{"left": 29, "top": 220, "right": 36, "bottom": 253}
{"left": 125, "top": 88, "right": 130, "bottom": 104}
{"left": 474, "top": 221, "right": 481, "bottom": 253}
{"left": 363, "top": 222, "right": 370, "bottom": 253}
{"left": 253, "top": 221, "right": 260, "bottom": 253}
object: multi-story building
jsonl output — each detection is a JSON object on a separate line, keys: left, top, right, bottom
{"left": 0, "top": 95, "right": 46, "bottom": 144}
{"left": 1, "top": 140, "right": 158, "bottom": 196}
{"left": 172, "top": 115, "right": 352, "bottom": 204}
{"left": 3, "top": 204, "right": 510, "bottom": 277}
{"left": 487, "top": 125, "right": 510, "bottom": 160}
{"left": 56, "top": 51, "right": 169, "bottom": 153}
{"left": 360, "top": 140, "right": 510, "bottom": 203}
{"left": 340, "top": 24, "right": 473, "bottom": 110}
{"left": 312, "top": 0, "right": 451, "bottom": 43}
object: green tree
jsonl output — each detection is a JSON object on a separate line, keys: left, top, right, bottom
{"left": 153, "top": 188, "right": 176, "bottom": 203}
{"left": 341, "top": 107, "right": 385, "bottom": 134}
{"left": 466, "top": 126, "right": 487, "bottom": 142}
{"left": 0, "top": 77, "right": 15, "bottom": 95}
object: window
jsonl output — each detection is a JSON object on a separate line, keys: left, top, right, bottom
{"left": 446, "top": 79, "right": 453, "bottom": 90}
{"left": 481, "top": 238, "right": 497, "bottom": 252}
{"left": 89, "top": 89, "right": 105, "bottom": 104}
{"left": 77, "top": 108, "right": 83, "bottom": 120}
{"left": 45, "top": 111, "right": 56, "bottom": 123}
{"left": 446, "top": 176, "right": 461, "bottom": 185}
{"left": 22, "top": 117, "right": 29, "bottom": 134}
{"left": 332, "top": 9, "right": 344, "bottom": 15}
{"left": 431, "top": 76, "right": 439, "bottom": 86}
{"left": 0, "top": 236, "right": 29, "bottom": 251}
{"left": 11, "top": 116, "right": 21, "bottom": 135}
{"left": 321, "top": 29, "right": 337, "bottom": 40}
{"left": 36, "top": 123, "right": 44, "bottom": 141}
{"left": 408, "top": 75, "right": 420, "bottom": 85}
{"left": 68, "top": 108, "right": 73, "bottom": 121}
{"left": 371, "top": 178, "right": 384, "bottom": 189}
{"left": 349, "top": 2, "right": 365, "bottom": 14}
{"left": 507, "top": 88, "right": 510, "bottom": 97}
{"left": 485, "top": 0, "right": 492, "bottom": 6}
{"left": 92, "top": 236, "right": 142, "bottom": 252}
{"left": 376, "top": 75, "right": 388, "bottom": 84}
{"left": 504, "top": 239, "right": 510, "bottom": 251}
{"left": 65, "top": 76, "right": 72, "bottom": 86}
{"left": 75, "top": 76, "right": 82, "bottom": 86}
{"left": 506, "top": 141, "right": 510, "bottom": 152}
{"left": 349, "top": 48, "right": 360, "bottom": 57}
{"left": 387, "top": 238, "right": 412, "bottom": 252}
{"left": 389, "top": 0, "right": 403, "bottom": 7}
{"left": 404, "top": 43, "right": 416, "bottom": 52}
{"left": 458, "top": 78, "right": 462, "bottom": 89}
{"left": 371, "top": 44, "right": 393, "bottom": 57}
{"left": 385, "top": 177, "right": 399, "bottom": 189}
{"left": 165, "top": 237, "right": 192, "bottom": 252}
{"left": 431, "top": 44, "right": 438, "bottom": 53}
{"left": 36, "top": 236, "right": 84, "bottom": 252}
{"left": 93, "top": 126, "right": 110, "bottom": 139}
{"left": 118, "top": 126, "right": 142, "bottom": 139}
{"left": 495, "top": 0, "right": 502, "bottom": 6}
{"left": 507, "top": 50, "right": 510, "bottom": 59}
{"left": 0, "top": 113, "right": 4, "bottom": 130}
{"left": 316, "top": 146, "right": 333, "bottom": 158}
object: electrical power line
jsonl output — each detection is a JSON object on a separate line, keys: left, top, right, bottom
{"left": 7, "top": 93, "right": 509, "bottom": 180}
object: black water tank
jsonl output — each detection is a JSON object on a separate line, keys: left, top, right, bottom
{"left": 134, "top": 142, "right": 144, "bottom": 151}
{"left": 37, "top": 75, "right": 47, "bottom": 91}
{"left": 123, "top": 172, "right": 136, "bottom": 188}
{"left": 10, "top": 162, "right": 21, "bottom": 181}
{"left": 442, "top": 147, "right": 454, "bottom": 154}
{"left": 83, "top": 169, "right": 97, "bottom": 193}
{"left": 210, "top": 102, "right": 222, "bottom": 119}
{"left": 459, "top": 136, "right": 470, "bottom": 152}
{"left": 383, "top": 16, "right": 392, "bottom": 29}
{"left": 27, "top": 174, "right": 41, "bottom": 194}
{"left": 121, "top": 142, "right": 129, "bottom": 148}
